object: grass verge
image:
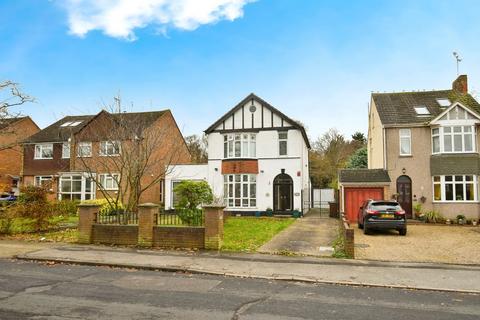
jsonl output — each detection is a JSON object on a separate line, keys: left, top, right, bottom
{"left": 222, "top": 217, "right": 295, "bottom": 252}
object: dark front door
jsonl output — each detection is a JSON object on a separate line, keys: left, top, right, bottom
{"left": 396, "top": 175, "right": 412, "bottom": 218}
{"left": 273, "top": 173, "right": 293, "bottom": 212}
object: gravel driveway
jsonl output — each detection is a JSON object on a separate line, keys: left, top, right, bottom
{"left": 354, "top": 225, "right": 480, "bottom": 265}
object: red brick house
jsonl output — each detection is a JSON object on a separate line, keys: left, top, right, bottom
{"left": 0, "top": 117, "right": 39, "bottom": 195}
{"left": 22, "top": 110, "right": 191, "bottom": 203}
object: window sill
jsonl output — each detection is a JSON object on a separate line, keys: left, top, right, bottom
{"left": 432, "top": 201, "right": 479, "bottom": 204}
{"left": 399, "top": 154, "right": 412, "bottom": 158}
{"left": 99, "top": 154, "right": 121, "bottom": 157}
{"left": 34, "top": 157, "right": 53, "bottom": 160}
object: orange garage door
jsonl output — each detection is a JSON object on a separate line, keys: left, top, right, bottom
{"left": 344, "top": 188, "right": 384, "bottom": 222}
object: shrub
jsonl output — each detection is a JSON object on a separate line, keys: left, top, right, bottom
{"left": 424, "top": 210, "right": 443, "bottom": 223}
{"left": 177, "top": 208, "right": 204, "bottom": 226}
{"left": 81, "top": 198, "right": 124, "bottom": 215}
{"left": 14, "top": 186, "right": 55, "bottom": 231}
{"left": 173, "top": 180, "right": 213, "bottom": 211}
{"left": 0, "top": 207, "right": 16, "bottom": 234}
{"left": 413, "top": 203, "right": 422, "bottom": 216}
{"left": 52, "top": 200, "right": 79, "bottom": 216}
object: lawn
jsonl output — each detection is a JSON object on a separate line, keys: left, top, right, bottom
{"left": 222, "top": 217, "right": 295, "bottom": 252}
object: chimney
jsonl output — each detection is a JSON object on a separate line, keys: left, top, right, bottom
{"left": 452, "top": 74, "right": 468, "bottom": 94}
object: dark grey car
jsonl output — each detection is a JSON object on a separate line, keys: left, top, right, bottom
{"left": 358, "top": 200, "right": 407, "bottom": 235}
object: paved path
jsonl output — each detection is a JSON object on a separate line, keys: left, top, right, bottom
{"left": 14, "top": 243, "right": 480, "bottom": 293}
{"left": 2, "top": 259, "right": 479, "bottom": 320}
{"left": 258, "top": 209, "right": 337, "bottom": 256}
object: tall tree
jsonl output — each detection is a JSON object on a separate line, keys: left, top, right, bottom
{"left": 184, "top": 134, "right": 208, "bottom": 163}
{"left": 0, "top": 80, "right": 34, "bottom": 119}
{"left": 351, "top": 131, "right": 366, "bottom": 145}
{"left": 346, "top": 146, "right": 368, "bottom": 169}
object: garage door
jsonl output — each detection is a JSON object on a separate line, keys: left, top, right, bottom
{"left": 344, "top": 188, "right": 384, "bottom": 222}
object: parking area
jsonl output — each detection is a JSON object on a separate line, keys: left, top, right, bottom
{"left": 354, "top": 224, "right": 480, "bottom": 265}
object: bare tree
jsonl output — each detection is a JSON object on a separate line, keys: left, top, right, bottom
{"left": 184, "top": 134, "right": 208, "bottom": 163}
{"left": 74, "top": 100, "right": 189, "bottom": 212}
{"left": 0, "top": 81, "right": 34, "bottom": 119}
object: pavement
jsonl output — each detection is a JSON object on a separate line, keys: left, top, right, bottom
{"left": 5, "top": 240, "right": 480, "bottom": 294}
{"left": 1, "top": 259, "right": 478, "bottom": 320}
{"left": 258, "top": 210, "right": 337, "bottom": 256}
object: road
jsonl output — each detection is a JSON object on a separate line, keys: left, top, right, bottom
{"left": 0, "top": 259, "right": 478, "bottom": 320}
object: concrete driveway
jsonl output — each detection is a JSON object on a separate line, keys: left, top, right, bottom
{"left": 258, "top": 209, "right": 337, "bottom": 257}
{"left": 354, "top": 224, "right": 480, "bottom": 265}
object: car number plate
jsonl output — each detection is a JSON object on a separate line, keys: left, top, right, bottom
{"left": 381, "top": 214, "right": 394, "bottom": 219}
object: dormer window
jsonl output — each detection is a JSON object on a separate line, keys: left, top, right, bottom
{"left": 414, "top": 106, "right": 430, "bottom": 116}
{"left": 436, "top": 98, "right": 451, "bottom": 107}
{"left": 223, "top": 133, "right": 256, "bottom": 158}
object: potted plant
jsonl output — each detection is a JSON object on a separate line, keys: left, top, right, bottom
{"left": 265, "top": 208, "right": 273, "bottom": 217}
{"left": 413, "top": 203, "right": 422, "bottom": 218}
{"left": 446, "top": 219, "right": 451, "bottom": 225}
{"left": 473, "top": 219, "right": 478, "bottom": 226}
{"left": 292, "top": 209, "right": 301, "bottom": 218}
{"left": 457, "top": 214, "right": 466, "bottom": 225}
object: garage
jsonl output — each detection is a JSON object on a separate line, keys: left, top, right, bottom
{"left": 338, "top": 169, "right": 391, "bottom": 222}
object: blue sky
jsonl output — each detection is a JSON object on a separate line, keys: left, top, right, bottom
{"left": 2, "top": 0, "right": 480, "bottom": 141}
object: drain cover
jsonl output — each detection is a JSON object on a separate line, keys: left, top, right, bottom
{"left": 355, "top": 243, "right": 370, "bottom": 248}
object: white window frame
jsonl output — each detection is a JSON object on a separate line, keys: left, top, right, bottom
{"left": 62, "top": 142, "right": 70, "bottom": 159}
{"left": 223, "top": 133, "right": 256, "bottom": 159}
{"left": 34, "top": 143, "right": 54, "bottom": 160}
{"left": 278, "top": 131, "right": 288, "bottom": 156}
{"left": 58, "top": 173, "right": 96, "bottom": 201}
{"left": 34, "top": 175, "right": 52, "bottom": 187}
{"left": 223, "top": 174, "right": 257, "bottom": 208}
{"left": 431, "top": 125, "right": 476, "bottom": 154}
{"left": 399, "top": 129, "right": 411, "bottom": 156}
{"left": 432, "top": 175, "right": 478, "bottom": 203}
{"left": 99, "top": 141, "right": 121, "bottom": 156}
{"left": 77, "top": 142, "right": 92, "bottom": 158}
{"left": 98, "top": 173, "right": 120, "bottom": 191}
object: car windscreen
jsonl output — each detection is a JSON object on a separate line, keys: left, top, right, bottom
{"left": 370, "top": 202, "right": 401, "bottom": 210}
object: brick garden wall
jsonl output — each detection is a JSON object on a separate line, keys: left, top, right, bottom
{"left": 339, "top": 213, "right": 355, "bottom": 258}
{"left": 92, "top": 225, "right": 139, "bottom": 245}
{"left": 153, "top": 226, "right": 205, "bottom": 248}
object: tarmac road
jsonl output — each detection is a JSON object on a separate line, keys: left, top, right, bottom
{"left": 0, "top": 259, "right": 479, "bottom": 319}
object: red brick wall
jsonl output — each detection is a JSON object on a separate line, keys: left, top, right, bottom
{"left": 153, "top": 226, "right": 205, "bottom": 248}
{"left": 221, "top": 160, "right": 258, "bottom": 174}
{"left": 92, "top": 224, "right": 139, "bottom": 245}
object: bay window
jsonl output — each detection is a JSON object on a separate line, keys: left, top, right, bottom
{"left": 59, "top": 174, "right": 95, "bottom": 201}
{"left": 223, "top": 133, "right": 256, "bottom": 158}
{"left": 224, "top": 174, "right": 256, "bottom": 208}
{"left": 433, "top": 175, "right": 477, "bottom": 202}
{"left": 432, "top": 126, "right": 475, "bottom": 154}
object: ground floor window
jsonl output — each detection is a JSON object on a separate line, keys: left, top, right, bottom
{"left": 59, "top": 174, "right": 95, "bottom": 201}
{"left": 433, "top": 175, "right": 477, "bottom": 202}
{"left": 98, "top": 173, "right": 120, "bottom": 191}
{"left": 34, "top": 176, "right": 53, "bottom": 188}
{"left": 224, "top": 174, "right": 256, "bottom": 208}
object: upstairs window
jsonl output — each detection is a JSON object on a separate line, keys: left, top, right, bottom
{"left": 77, "top": 142, "right": 92, "bottom": 157}
{"left": 62, "top": 142, "right": 70, "bottom": 159}
{"left": 223, "top": 133, "right": 256, "bottom": 158}
{"left": 432, "top": 126, "right": 475, "bottom": 154}
{"left": 34, "top": 144, "right": 53, "bottom": 159}
{"left": 399, "top": 129, "right": 411, "bottom": 156}
{"left": 100, "top": 141, "right": 121, "bottom": 156}
{"left": 279, "top": 131, "right": 288, "bottom": 156}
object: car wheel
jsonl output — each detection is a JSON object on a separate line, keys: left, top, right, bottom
{"left": 358, "top": 220, "right": 364, "bottom": 229}
{"left": 363, "top": 224, "right": 370, "bottom": 235}
{"left": 399, "top": 228, "right": 407, "bottom": 236}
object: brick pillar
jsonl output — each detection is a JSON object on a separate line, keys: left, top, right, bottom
{"left": 345, "top": 228, "right": 355, "bottom": 259}
{"left": 137, "top": 203, "right": 158, "bottom": 247}
{"left": 78, "top": 204, "right": 100, "bottom": 244}
{"left": 203, "top": 206, "right": 225, "bottom": 250}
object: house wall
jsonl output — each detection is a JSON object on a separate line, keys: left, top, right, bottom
{"left": 368, "top": 99, "right": 384, "bottom": 169}
{"left": 23, "top": 143, "right": 70, "bottom": 176}
{"left": 385, "top": 126, "right": 480, "bottom": 220}
{"left": 164, "top": 164, "right": 209, "bottom": 210}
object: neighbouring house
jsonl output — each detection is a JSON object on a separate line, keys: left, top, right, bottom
{"left": 22, "top": 110, "right": 191, "bottom": 203}
{"left": 0, "top": 117, "right": 40, "bottom": 195}
{"left": 339, "top": 75, "right": 480, "bottom": 222}
{"left": 165, "top": 93, "right": 312, "bottom": 215}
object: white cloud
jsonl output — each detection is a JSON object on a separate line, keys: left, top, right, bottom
{"left": 61, "top": 0, "right": 253, "bottom": 40}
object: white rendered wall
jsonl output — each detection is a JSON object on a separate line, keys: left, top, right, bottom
{"left": 164, "top": 164, "right": 208, "bottom": 210}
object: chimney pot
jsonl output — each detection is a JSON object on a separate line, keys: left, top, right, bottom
{"left": 452, "top": 75, "right": 468, "bottom": 94}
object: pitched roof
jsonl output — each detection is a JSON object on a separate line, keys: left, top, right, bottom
{"left": 23, "top": 110, "right": 167, "bottom": 143}
{"left": 204, "top": 93, "right": 311, "bottom": 148}
{"left": 339, "top": 169, "right": 391, "bottom": 183}
{"left": 0, "top": 117, "right": 28, "bottom": 131}
{"left": 372, "top": 90, "right": 480, "bottom": 125}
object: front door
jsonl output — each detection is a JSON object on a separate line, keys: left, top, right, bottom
{"left": 273, "top": 173, "right": 293, "bottom": 212}
{"left": 396, "top": 175, "right": 412, "bottom": 218}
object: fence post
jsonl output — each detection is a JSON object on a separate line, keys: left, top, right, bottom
{"left": 203, "top": 205, "right": 225, "bottom": 250}
{"left": 78, "top": 203, "right": 100, "bottom": 244}
{"left": 137, "top": 203, "right": 157, "bottom": 247}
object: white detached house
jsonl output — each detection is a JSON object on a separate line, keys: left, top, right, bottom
{"left": 165, "top": 94, "right": 312, "bottom": 214}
